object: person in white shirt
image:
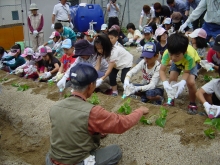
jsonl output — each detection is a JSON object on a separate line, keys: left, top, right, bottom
{"left": 107, "top": 0, "right": 120, "bottom": 29}
{"left": 108, "top": 30, "right": 123, "bottom": 47}
{"left": 139, "top": 5, "right": 156, "bottom": 31}
{"left": 126, "top": 23, "right": 143, "bottom": 45}
{"left": 51, "top": 0, "right": 73, "bottom": 29}
{"left": 94, "top": 35, "right": 133, "bottom": 96}
{"left": 124, "top": 42, "right": 164, "bottom": 105}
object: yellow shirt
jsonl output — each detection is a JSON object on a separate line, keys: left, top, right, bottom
{"left": 161, "top": 45, "right": 201, "bottom": 70}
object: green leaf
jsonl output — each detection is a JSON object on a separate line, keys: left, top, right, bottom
{"left": 204, "top": 128, "right": 215, "bottom": 139}
{"left": 64, "top": 93, "right": 71, "bottom": 98}
{"left": 160, "top": 107, "right": 168, "bottom": 118}
{"left": 211, "top": 118, "right": 220, "bottom": 130}
{"left": 87, "top": 93, "right": 100, "bottom": 105}
{"left": 11, "top": 83, "right": 19, "bottom": 87}
{"left": 204, "top": 118, "right": 213, "bottom": 125}
{"left": 155, "top": 118, "right": 166, "bottom": 128}
{"left": 117, "top": 98, "right": 132, "bottom": 115}
{"left": 204, "top": 75, "right": 212, "bottom": 82}
{"left": 139, "top": 116, "right": 152, "bottom": 125}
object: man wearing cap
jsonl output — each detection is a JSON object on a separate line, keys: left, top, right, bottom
{"left": 153, "top": 2, "right": 171, "bottom": 24}
{"left": 51, "top": 0, "right": 73, "bottom": 29}
{"left": 207, "top": 35, "right": 220, "bottom": 75}
{"left": 57, "top": 39, "right": 109, "bottom": 90}
{"left": 107, "top": 0, "right": 120, "bottom": 29}
{"left": 179, "top": 0, "right": 220, "bottom": 41}
{"left": 28, "top": 3, "right": 44, "bottom": 52}
{"left": 185, "top": 0, "right": 205, "bottom": 30}
{"left": 46, "top": 62, "right": 149, "bottom": 165}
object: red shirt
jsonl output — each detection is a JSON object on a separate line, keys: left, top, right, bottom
{"left": 60, "top": 54, "right": 76, "bottom": 72}
{"left": 207, "top": 48, "right": 216, "bottom": 63}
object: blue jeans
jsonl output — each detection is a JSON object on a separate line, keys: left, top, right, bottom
{"left": 202, "top": 22, "right": 220, "bottom": 41}
{"left": 45, "top": 145, "right": 122, "bottom": 165}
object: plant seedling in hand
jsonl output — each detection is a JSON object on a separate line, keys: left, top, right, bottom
{"left": 155, "top": 107, "right": 168, "bottom": 128}
{"left": 118, "top": 98, "right": 132, "bottom": 115}
{"left": 87, "top": 93, "right": 100, "bottom": 105}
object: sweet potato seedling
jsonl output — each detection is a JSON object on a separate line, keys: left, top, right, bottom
{"left": 118, "top": 98, "right": 131, "bottom": 115}
{"left": 139, "top": 116, "right": 152, "bottom": 125}
{"left": 87, "top": 93, "right": 100, "bottom": 105}
{"left": 11, "top": 83, "right": 20, "bottom": 87}
{"left": 203, "top": 75, "right": 212, "bottom": 82}
{"left": 11, "top": 83, "right": 29, "bottom": 91}
{"left": 48, "top": 81, "right": 54, "bottom": 87}
{"left": 155, "top": 107, "right": 168, "bottom": 128}
{"left": 204, "top": 118, "right": 220, "bottom": 139}
{"left": 0, "top": 78, "right": 8, "bottom": 83}
{"left": 64, "top": 92, "right": 71, "bottom": 98}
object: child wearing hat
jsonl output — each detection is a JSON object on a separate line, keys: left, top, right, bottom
{"left": 52, "top": 39, "right": 76, "bottom": 82}
{"left": 2, "top": 44, "right": 26, "bottom": 72}
{"left": 206, "top": 34, "right": 220, "bottom": 75}
{"left": 44, "top": 31, "right": 64, "bottom": 57}
{"left": 28, "top": 3, "right": 44, "bottom": 52}
{"left": 124, "top": 42, "right": 164, "bottom": 104}
{"left": 38, "top": 46, "right": 61, "bottom": 81}
{"left": 84, "top": 30, "right": 96, "bottom": 45}
{"left": 76, "top": 32, "right": 85, "bottom": 42}
{"left": 57, "top": 39, "right": 109, "bottom": 90}
{"left": 155, "top": 27, "right": 168, "bottom": 59}
{"left": 163, "top": 18, "right": 175, "bottom": 36}
{"left": 15, "top": 48, "right": 38, "bottom": 79}
{"left": 100, "top": 24, "right": 108, "bottom": 35}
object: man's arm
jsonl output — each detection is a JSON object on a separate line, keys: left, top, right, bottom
{"left": 88, "top": 106, "right": 147, "bottom": 134}
{"left": 107, "top": 3, "right": 111, "bottom": 12}
{"left": 52, "top": 14, "right": 56, "bottom": 24}
{"left": 27, "top": 17, "right": 34, "bottom": 32}
{"left": 37, "top": 15, "right": 44, "bottom": 32}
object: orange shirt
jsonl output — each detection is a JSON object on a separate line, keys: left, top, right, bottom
{"left": 60, "top": 54, "right": 76, "bottom": 72}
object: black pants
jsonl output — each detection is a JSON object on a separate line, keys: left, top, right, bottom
{"left": 192, "top": 11, "right": 206, "bottom": 30}
{"left": 109, "top": 67, "right": 130, "bottom": 86}
{"left": 108, "top": 17, "right": 119, "bottom": 29}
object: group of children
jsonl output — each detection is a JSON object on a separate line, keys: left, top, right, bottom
{"left": 0, "top": 19, "right": 220, "bottom": 118}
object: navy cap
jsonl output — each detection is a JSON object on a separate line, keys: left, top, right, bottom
{"left": 141, "top": 42, "right": 158, "bottom": 58}
{"left": 143, "top": 26, "right": 153, "bottom": 34}
{"left": 69, "top": 63, "right": 99, "bottom": 86}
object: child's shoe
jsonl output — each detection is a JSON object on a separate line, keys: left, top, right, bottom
{"left": 163, "top": 99, "right": 174, "bottom": 106}
{"left": 141, "top": 95, "right": 148, "bottom": 103}
{"left": 153, "top": 96, "right": 164, "bottom": 105}
{"left": 187, "top": 103, "right": 198, "bottom": 115}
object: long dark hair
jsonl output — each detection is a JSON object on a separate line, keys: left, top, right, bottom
{"left": 11, "top": 44, "right": 22, "bottom": 56}
{"left": 94, "top": 34, "right": 113, "bottom": 58}
{"left": 0, "top": 46, "right": 7, "bottom": 56}
{"left": 195, "top": 37, "right": 208, "bottom": 49}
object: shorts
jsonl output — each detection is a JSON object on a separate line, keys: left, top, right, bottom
{"left": 212, "top": 93, "right": 220, "bottom": 106}
{"left": 170, "top": 62, "right": 198, "bottom": 78}
{"left": 134, "top": 83, "right": 164, "bottom": 97}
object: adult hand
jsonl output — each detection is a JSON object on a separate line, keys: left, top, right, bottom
{"left": 51, "top": 24, "right": 55, "bottom": 30}
{"left": 172, "top": 80, "right": 186, "bottom": 98}
{"left": 179, "top": 22, "right": 188, "bottom": 33}
{"left": 162, "top": 81, "right": 172, "bottom": 92}
{"left": 203, "top": 102, "right": 211, "bottom": 115}
{"left": 139, "top": 25, "right": 143, "bottom": 31}
{"left": 45, "top": 72, "right": 52, "bottom": 78}
{"left": 57, "top": 76, "right": 67, "bottom": 89}
{"left": 69, "top": 22, "right": 74, "bottom": 29}
{"left": 139, "top": 106, "right": 149, "bottom": 115}
{"left": 123, "top": 78, "right": 130, "bottom": 90}
{"left": 96, "top": 78, "right": 103, "bottom": 87}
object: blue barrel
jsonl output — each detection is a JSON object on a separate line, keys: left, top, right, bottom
{"left": 70, "top": 4, "right": 104, "bottom": 32}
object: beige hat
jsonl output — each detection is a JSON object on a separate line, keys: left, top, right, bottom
{"left": 29, "top": 3, "right": 39, "bottom": 10}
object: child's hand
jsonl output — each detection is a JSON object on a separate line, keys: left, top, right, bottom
{"left": 172, "top": 80, "right": 186, "bottom": 98}
{"left": 162, "top": 81, "right": 172, "bottom": 92}
{"left": 96, "top": 78, "right": 103, "bottom": 87}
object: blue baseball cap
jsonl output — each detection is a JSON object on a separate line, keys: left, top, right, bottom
{"left": 61, "top": 39, "right": 73, "bottom": 49}
{"left": 143, "top": 26, "right": 153, "bottom": 34}
{"left": 141, "top": 42, "right": 158, "bottom": 58}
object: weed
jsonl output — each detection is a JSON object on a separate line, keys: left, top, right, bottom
{"left": 0, "top": 78, "right": 8, "bottom": 83}
{"left": 64, "top": 92, "right": 71, "bottom": 98}
{"left": 204, "top": 75, "right": 212, "bottom": 82}
{"left": 87, "top": 93, "right": 100, "bottom": 105}
{"left": 204, "top": 118, "right": 220, "bottom": 139}
{"left": 48, "top": 81, "right": 54, "bottom": 87}
{"left": 155, "top": 107, "right": 168, "bottom": 128}
{"left": 121, "top": 27, "right": 128, "bottom": 34}
{"left": 118, "top": 98, "right": 132, "bottom": 115}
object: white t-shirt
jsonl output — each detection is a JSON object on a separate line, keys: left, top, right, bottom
{"left": 140, "top": 7, "right": 155, "bottom": 19}
{"left": 53, "top": 3, "right": 70, "bottom": 21}
{"left": 127, "top": 30, "right": 143, "bottom": 40}
{"left": 109, "top": 46, "right": 133, "bottom": 70}
{"left": 202, "top": 79, "right": 220, "bottom": 101}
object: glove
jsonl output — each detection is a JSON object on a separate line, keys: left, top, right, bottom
{"left": 33, "top": 30, "right": 38, "bottom": 37}
{"left": 179, "top": 22, "right": 188, "bottom": 33}
{"left": 15, "top": 68, "right": 23, "bottom": 74}
{"left": 134, "top": 86, "right": 142, "bottom": 92}
{"left": 209, "top": 62, "right": 215, "bottom": 67}
{"left": 163, "top": 81, "right": 172, "bottom": 92}
{"left": 203, "top": 102, "right": 212, "bottom": 115}
{"left": 172, "top": 80, "right": 186, "bottom": 98}
{"left": 139, "top": 25, "right": 143, "bottom": 31}
{"left": 69, "top": 22, "right": 74, "bottom": 29}
{"left": 96, "top": 78, "right": 103, "bottom": 87}
{"left": 51, "top": 24, "right": 54, "bottom": 29}
{"left": 53, "top": 72, "right": 64, "bottom": 82}
{"left": 57, "top": 76, "right": 67, "bottom": 90}
{"left": 84, "top": 155, "right": 95, "bottom": 165}
{"left": 45, "top": 72, "right": 52, "bottom": 78}
{"left": 136, "top": 46, "right": 143, "bottom": 52}
{"left": 128, "top": 38, "right": 133, "bottom": 43}
{"left": 123, "top": 78, "right": 130, "bottom": 90}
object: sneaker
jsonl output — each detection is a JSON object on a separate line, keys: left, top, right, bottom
{"left": 153, "top": 96, "right": 164, "bottom": 105}
{"left": 104, "top": 89, "right": 113, "bottom": 95}
{"left": 187, "top": 104, "right": 198, "bottom": 115}
{"left": 111, "top": 93, "right": 118, "bottom": 97}
{"left": 141, "top": 95, "right": 148, "bottom": 103}
{"left": 163, "top": 99, "right": 174, "bottom": 106}
{"left": 130, "top": 94, "right": 138, "bottom": 99}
